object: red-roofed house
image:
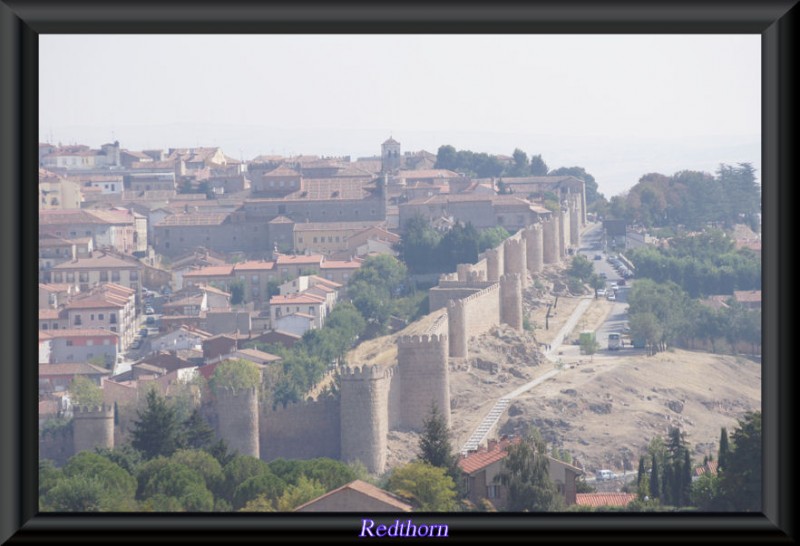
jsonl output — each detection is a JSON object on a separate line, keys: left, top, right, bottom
{"left": 60, "top": 283, "right": 137, "bottom": 350}
{"left": 733, "top": 290, "right": 761, "bottom": 309}
{"left": 270, "top": 292, "right": 327, "bottom": 332}
{"left": 294, "top": 480, "right": 412, "bottom": 512}
{"left": 575, "top": 493, "right": 637, "bottom": 508}
{"left": 458, "top": 437, "right": 583, "bottom": 509}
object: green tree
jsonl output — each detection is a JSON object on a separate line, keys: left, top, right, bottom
{"left": 691, "top": 471, "right": 721, "bottom": 510}
{"left": 69, "top": 376, "right": 103, "bottom": 407}
{"left": 718, "top": 427, "right": 730, "bottom": 472}
{"left": 417, "top": 403, "right": 460, "bottom": 488}
{"left": 387, "top": 461, "right": 458, "bottom": 511}
{"left": 181, "top": 408, "right": 216, "bottom": 451}
{"left": 478, "top": 226, "right": 511, "bottom": 253}
{"left": 43, "top": 451, "right": 137, "bottom": 511}
{"left": 210, "top": 359, "right": 261, "bottom": 392}
{"left": 550, "top": 166, "right": 600, "bottom": 204}
{"left": 529, "top": 154, "right": 548, "bottom": 176}
{"left": 496, "top": 430, "right": 563, "bottom": 511}
{"left": 141, "top": 460, "right": 214, "bottom": 511}
{"left": 169, "top": 449, "right": 224, "bottom": 495}
{"left": 567, "top": 255, "right": 594, "bottom": 282}
{"left": 649, "top": 454, "right": 660, "bottom": 500}
{"left": 229, "top": 279, "right": 245, "bottom": 305}
{"left": 510, "top": 148, "right": 530, "bottom": 177}
{"left": 130, "top": 389, "right": 183, "bottom": 460}
{"left": 276, "top": 475, "right": 326, "bottom": 511}
{"left": 719, "top": 412, "right": 761, "bottom": 511}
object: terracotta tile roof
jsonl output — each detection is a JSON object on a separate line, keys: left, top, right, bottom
{"left": 39, "top": 309, "right": 61, "bottom": 320}
{"left": 270, "top": 293, "right": 326, "bottom": 306}
{"left": 694, "top": 461, "right": 719, "bottom": 476}
{"left": 399, "top": 169, "right": 461, "bottom": 179}
{"left": 51, "top": 253, "right": 139, "bottom": 270}
{"left": 294, "top": 221, "right": 380, "bottom": 232}
{"left": 733, "top": 290, "right": 761, "bottom": 304}
{"left": 39, "top": 362, "right": 110, "bottom": 376}
{"left": 156, "top": 212, "right": 230, "bottom": 226}
{"left": 233, "top": 348, "right": 281, "bottom": 362}
{"left": 263, "top": 165, "right": 301, "bottom": 178}
{"left": 320, "top": 260, "right": 362, "bottom": 269}
{"left": 575, "top": 493, "right": 637, "bottom": 507}
{"left": 294, "top": 480, "right": 412, "bottom": 512}
{"left": 308, "top": 275, "right": 343, "bottom": 288}
{"left": 183, "top": 265, "right": 235, "bottom": 278}
{"left": 233, "top": 261, "right": 275, "bottom": 271}
{"left": 45, "top": 328, "right": 119, "bottom": 338}
{"left": 275, "top": 254, "right": 324, "bottom": 266}
{"left": 458, "top": 437, "right": 521, "bottom": 474}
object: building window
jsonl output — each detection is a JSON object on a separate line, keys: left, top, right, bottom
{"left": 52, "top": 324, "right": 58, "bottom": 330}
{"left": 327, "top": 236, "right": 333, "bottom": 243}
{"left": 487, "top": 485, "right": 499, "bottom": 499}
{"left": 111, "top": 271, "right": 120, "bottom": 282}
{"left": 335, "top": 236, "right": 340, "bottom": 242}
{"left": 110, "top": 326, "right": 117, "bottom": 332}
{"left": 497, "top": 216, "right": 505, "bottom": 225}
{"left": 66, "top": 272, "right": 75, "bottom": 283}
{"left": 90, "top": 314, "right": 94, "bottom": 321}
{"left": 130, "top": 271, "right": 139, "bottom": 281}
{"left": 313, "top": 237, "right": 318, "bottom": 243}
{"left": 110, "top": 314, "right": 117, "bottom": 324}
{"left": 79, "top": 272, "right": 89, "bottom": 282}
{"left": 42, "top": 323, "right": 48, "bottom": 330}
{"left": 53, "top": 273, "right": 62, "bottom": 283}
{"left": 73, "top": 315, "right": 82, "bottom": 326}
{"left": 308, "top": 306, "right": 315, "bottom": 315}
{"left": 99, "top": 271, "right": 108, "bottom": 282}
{"left": 98, "top": 314, "right": 104, "bottom": 320}
{"left": 66, "top": 340, "right": 73, "bottom": 346}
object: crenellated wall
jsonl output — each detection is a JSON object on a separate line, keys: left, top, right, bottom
{"left": 524, "top": 223, "right": 544, "bottom": 274}
{"left": 215, "top": 386, "right": 260, "bottom": 458}
{"left": 72, "top": 404, "right": 114, "bottom": 454}
{"left": 396, "top": 334, "right": 450, "bottom": 431}
{"left": 499, "top": 273, "right": 523, "bottom": 330}
{"left": 447, "top": 283, "right": 501, "bottom": 360}
{"left": 503, "top": 237, "right": 527, "bottom": 289}
{"left": 429, "top": 280, "right": 496, "bottom": 312}
{"left": 260, "top": 397, "right": 341, "bottom": 461}
{"left": 339, "top": 364, "right": 392, "bottom": 474}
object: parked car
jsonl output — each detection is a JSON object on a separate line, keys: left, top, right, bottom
{"left": 597, "top": 288, "right": 607, "bottom": 297}
{"left": 146, "top": 316, "right": 155, "bottom": 325}
{"left": 139, "top": 328, "right": 148, "bottom": 337}
{"left": 145, "top": 306, "right": 155, "bottom": 315}
{"left": 607, "top": 292, "right": 616, "bottom": 301}
{"left": 130, "top": 339, "right": 141, "bottom": 350}
{"left": 610, "top": 282, "right": 619, "bottom": 291}
{"left": 594, "top": 254, "right": 603, "bottom": 260}
{"left": 596, "top": 469, "right": 617, "bottom": 481}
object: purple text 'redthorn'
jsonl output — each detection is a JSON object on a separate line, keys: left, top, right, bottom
{"left": 360, "top": 519, "right": 449, "bottom": 538}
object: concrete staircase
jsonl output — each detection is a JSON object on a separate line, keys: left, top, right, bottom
{"left": 460, "top": 397, "right": 511, "bottom": 455}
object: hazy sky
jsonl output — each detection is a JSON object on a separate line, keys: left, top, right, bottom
{"left": 40, "top": 35, "right": 760, "bottom": 197}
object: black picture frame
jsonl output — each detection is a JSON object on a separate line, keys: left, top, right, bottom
{"left": 1, "top": 1, "right": 795, "bottom": 543}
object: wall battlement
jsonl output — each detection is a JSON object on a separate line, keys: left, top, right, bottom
{"left": 339, "top": 364, "right": 393, "bottom": 380}
{"left": 73, "top": 403, "right": 114, "bottom": 455}
{"left": 397, "top": 333, "right": 448, "bottom": 348}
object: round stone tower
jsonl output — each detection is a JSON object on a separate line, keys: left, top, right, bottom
{"left": 542, "top": 215, "right": 560, "bottom": 264}
{"left": 500, "top": 273, "right": 523, "bottom": 330}
{"left": 339, "top": 364, "right": 391, "bottom": 474}
{"left": 524, "top": 223, "right": 544, "bottom": 274}
{"left": 215, "top": 386, "right": 260, "bottom": 458}
{"left": 447, "top": 299, "right": 468, "bottom": 358}
{"left": 396, "top": 334, "right": 450, "bottom": 431}
{"left": 503, "top": 237, "right": 527, "bottom": 289}
{"left": 485, "top": 245, "right": 505, "bottom": 282}
{"left": 72, "top": 404, "right": 114, "bottom": 454}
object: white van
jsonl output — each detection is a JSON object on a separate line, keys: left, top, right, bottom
{"left": 596, "top": 469, "right": 616, "bottom": 481}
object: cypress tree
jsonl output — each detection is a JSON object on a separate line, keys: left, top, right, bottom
{"left": 682, "top": 449, "right": 693, "bottom": 507}
{"left": 663, "top": 462, "right": 673, "bottom": 506}
{"left": 718, "top": 427, "right": 730, "bottom": 472}
{"left": 650, "top": 454, "right": 660, "bottom": 500}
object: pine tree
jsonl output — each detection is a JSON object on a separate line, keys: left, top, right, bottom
{"left": 718, "top": 427, "right": 730, "bottom": 472}
{"left": 662, "top": 462, "right": 673, "bottom": 506}
{"left": 636, "top": 456, "right": 648, "bottom": 499}
{"left": 181, "top": 408, "right": 215, "bottom": 451}
{"left": 417, "top": 403, "right": 460, "bottom": 491}
{"left": 682, "top": 449, "right": 693, "bottom": 507}
{"left": 130, "top": 389, "right": 182, "bottom": 460}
